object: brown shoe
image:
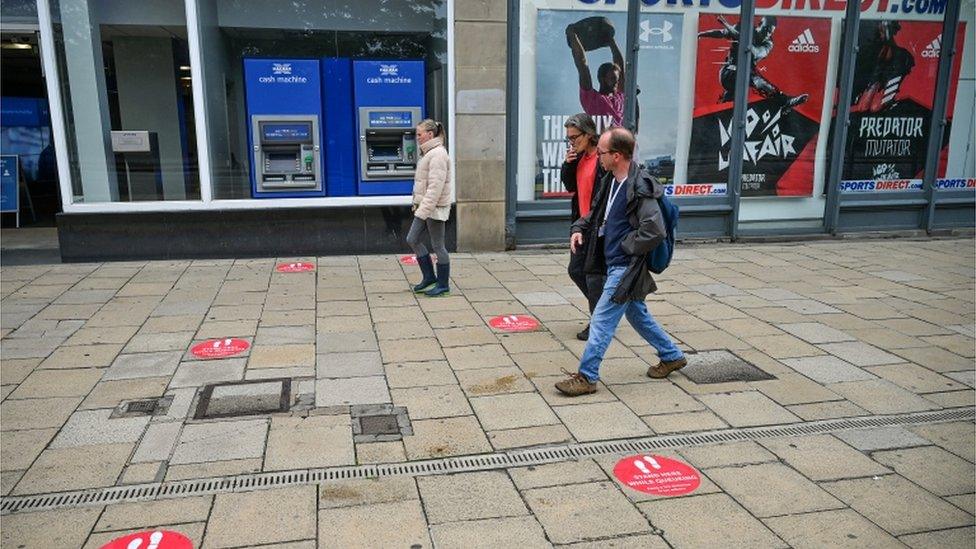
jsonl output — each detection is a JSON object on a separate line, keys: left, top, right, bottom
{"left": 555, "top": 369, "right": 597, "bottom": 396}
{"left": 647, "top": 356, "right": 688, "bottom": 379}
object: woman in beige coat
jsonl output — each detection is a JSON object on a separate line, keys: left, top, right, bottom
{"left": 406, "top": 119, "right": 452, "bottom": 297}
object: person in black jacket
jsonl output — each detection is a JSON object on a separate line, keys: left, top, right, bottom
{"left": 556, "top": 128, "right": 687, "bottom": 397}
{"left": 561, "top": 113, "right": 606, "bottom": 340}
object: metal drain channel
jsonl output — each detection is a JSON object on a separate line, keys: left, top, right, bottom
{"left": 2, "top": 406, "right": 972, "bottom": 515}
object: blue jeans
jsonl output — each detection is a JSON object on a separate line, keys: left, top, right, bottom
{"left": 579, "top": 265, "right": 684, "bottom": 382}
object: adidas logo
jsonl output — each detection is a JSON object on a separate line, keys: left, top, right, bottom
{"left": 788, "top": 29, "right": 820, "bottom": 53}
{"left": 922, "top": 35, "right": 941, "bottom": 58}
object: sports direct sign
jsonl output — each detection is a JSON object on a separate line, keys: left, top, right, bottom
{"left": 489, "top": 314, "right": 540, "bottom": 332}
{"left": 613, "top": 454, "right": 701, "bottom": 496}
{"left": 577, "top": 0, "right": 949, "bottom": 18}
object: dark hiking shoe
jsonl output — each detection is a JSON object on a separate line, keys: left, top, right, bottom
{"left": 647, "top": 356, "right": 688, "bottom": 379}
{"left": 576, "top": 325, "right": 590, "bottom": 341}
{"left": 555, "top": 369, "right": 597, "bottom": 396}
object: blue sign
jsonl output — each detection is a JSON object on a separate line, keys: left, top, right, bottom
{"left": 0, "top": 155, "right": 18, "bottom": 213}
{"left": 368, "top": 111, "right": 413, "bottom": 128}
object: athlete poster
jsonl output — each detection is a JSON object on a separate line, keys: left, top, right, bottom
{"left": 837, "top": 20, "right": 967, "bottom": 193}
{"left": 688, "top": 15, "right": 832, "bottom": 198}
{"left": 534, "top": 10, "right": 683, "bottom": 199}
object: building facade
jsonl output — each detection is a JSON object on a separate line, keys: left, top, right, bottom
{"left": 0, "top": 0, "right": 973, "bottom": 261}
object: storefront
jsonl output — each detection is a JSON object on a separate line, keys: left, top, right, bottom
{"left": 6, "top": 1, "right": 974, "bottom": 261}
{"left": 513, "top": 0, "right": 976, "bottom": 243}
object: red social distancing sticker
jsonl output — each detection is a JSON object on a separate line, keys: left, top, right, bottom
{"left": 399, "top": 254, "right": 436, "bottom": 265}
{"left": 100, "top": 529, "right": 193, "bottom": 549}
{"left": 613, "top": 454, "right": 701, "bottom": 496}
{"left": 191, "top": 338, "right": 249, "bottom": 359}
{"left": 276, "top": 262, "right": 315, "bottom": 272}
{"left": 489, "top": 314, "right": 539, "bottom": 332}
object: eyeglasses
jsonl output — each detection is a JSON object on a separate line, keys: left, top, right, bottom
{"left": 566, "top": 133, "right": 584, "bottom": 142}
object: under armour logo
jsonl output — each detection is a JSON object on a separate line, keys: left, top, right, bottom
{"left": 640, "top": 20, "right": 673, "bottom": 43}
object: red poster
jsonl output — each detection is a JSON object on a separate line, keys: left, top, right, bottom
{"left": 191, "top": 338, "right": 250, "bottom": 359}
{"left": 275, "top": 262, "right": 315, "bottom": 273}
{"left": 489, "top": 314, "right": 540, "bottom": 333}
{"left": 689, "top": 15, "right": 832, "bottom": 197}
{"left": 613, "top": 454, "right": 701, "bottom": 496}
{"left": 100, "top": 530, "right": 193, "bottom": 549}
{"left": 838, "top": 20, "right": 967, "bottom": 192}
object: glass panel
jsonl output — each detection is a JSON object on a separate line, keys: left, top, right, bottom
{"left": 835, "top": 6, "right": 956, "bottom": 196}
{"left": 939, "top": 0, "right": 975, "bottom": 191}
{"left": 196, "top": 0, "right": 447, "bottom": 200}
{"left": 48, "top": 0, "right": 200, "bottom": 203}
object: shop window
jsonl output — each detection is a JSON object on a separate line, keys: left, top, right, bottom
{"left": 48, "top": 0, "right": 201, "bottom": 203}
{"left": 195, "top": 0, "right": 447, "bottom": 200}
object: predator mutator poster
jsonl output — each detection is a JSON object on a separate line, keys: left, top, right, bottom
{"left": 534, "top": 10, "right": 682, "bottom": 198}
{"left": 689, "top": 15, "right": 831, "bottom": 197}
{"left": 838, "top": 20, "right": 967, "bottom": 193}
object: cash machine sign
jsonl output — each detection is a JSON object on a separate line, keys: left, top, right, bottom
{"left": 272, "top": 63, "right": 292, "bottom": 75}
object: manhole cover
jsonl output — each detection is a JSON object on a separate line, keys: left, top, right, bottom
{"left": 679, "top": 350, "right": 775, "bottom": 384}
{"left": 126, "top": 399, "right": 158, "bottom": 414}
{"left": 360, "top": 414, "right": 400, "bottom": 435}
{"left": 194, "top": 379, "right": 291, "bottom": 419}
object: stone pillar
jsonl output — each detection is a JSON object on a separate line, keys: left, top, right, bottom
{"left": 454, "top": 0, "right": 507, "bottom": 251}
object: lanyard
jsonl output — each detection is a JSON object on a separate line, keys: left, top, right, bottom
{"left": 601, "top": 178, "right": 626, "bottom": 227}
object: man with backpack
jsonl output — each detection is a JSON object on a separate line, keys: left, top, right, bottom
{"left": 556, "top": 127, "right": 687, "bottom": 397}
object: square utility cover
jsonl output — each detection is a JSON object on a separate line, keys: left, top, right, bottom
{"left": 679, "top": 350, "right": 775, "bottom": 384}
{"left": 194, "top": 379, "right": 291, "bottom": 419}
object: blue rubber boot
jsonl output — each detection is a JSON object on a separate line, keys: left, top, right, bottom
{"left": 412, "top": 254, "right": 437, "bottom": 293}
{"left": 425, "top": 262, "right": 450, "bottom": 297}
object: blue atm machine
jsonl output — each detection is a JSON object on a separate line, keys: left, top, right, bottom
{"left": 243, "top": 59, "right": 326, "bottom": 198}
{"left": 322, "top": 59, "right": 426, "bottom": 197}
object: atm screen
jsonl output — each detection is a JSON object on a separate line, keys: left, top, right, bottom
{"left": 261, "top": 123, "right": 312, "bottom": 142}
{"left": 369, "top": 145, "right": 401, "bottom": 161}
{"left": 368, "top": 111, "right": 412, "bottom": 128}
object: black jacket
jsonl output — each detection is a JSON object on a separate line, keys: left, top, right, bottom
{"left": 561, "top": 154, "right": 607, "bottom": 222}
{"left": 571, "top": 162, "right": 667, "bottom": 303}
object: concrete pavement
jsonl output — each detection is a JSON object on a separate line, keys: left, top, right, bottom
{"left": 1, "top": 237, "right": 974, "bottom": 547}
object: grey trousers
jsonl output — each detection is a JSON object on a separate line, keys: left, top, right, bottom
{"left": 406, "top": 216, "right": 449, "bottom": 264}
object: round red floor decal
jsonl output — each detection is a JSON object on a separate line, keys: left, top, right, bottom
{"left": 489, "top": 314, "right": 539, "bottom": 332}
{"left": 191, "top": 338, "right": 249, "bottom": 359}
{"left": 613, "top": 454, "right": 701, "bottom": 496}
{"left": 100, "top": 530, "right": 193, "bottom": 549}
{"left": 276, "top": 262, "right": 315, "bottom": 272}
{"left": 399, "top": 254, "right": 436, "bottom": 266}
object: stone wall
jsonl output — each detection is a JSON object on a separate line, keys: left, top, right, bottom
{"left": 454, "top": 0, "right": 507, "bottom": 251}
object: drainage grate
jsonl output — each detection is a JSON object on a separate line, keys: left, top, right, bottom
{"left": 2, "top": 406, "right": 971, "bottom": 516}
{"left": 110, "top": 396, "right": 174, "bottom": 419}
{"left": 680, "top": 350, "right": 775, "bottom": 384}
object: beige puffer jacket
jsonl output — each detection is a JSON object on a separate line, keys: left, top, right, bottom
{"left": 412, "top": 137, "right": 452, "bottom": 221}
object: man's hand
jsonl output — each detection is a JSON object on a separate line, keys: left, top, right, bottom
{"left": 570, "top": 232, "right": 584, "bottom": 254}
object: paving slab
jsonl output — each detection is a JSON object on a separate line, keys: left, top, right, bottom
{"left": 834, "top": 426, "right": 931, "bottom": 452}
{"left": 418, "top": 470, "right": 528, "bottom": 524}
{"left": 455, "top": 366, "right": 535, "bottom": 396}
{"left": 750, "top": 373, "right": 842, "bottom": 406}
{"left": 763, "top": 508, "right": 903, "bottom": 549}
{"left": 402, "top": 416, "right": 492, "bottom": 460}
{"left": 707, "top": 462, "right": 844, "bottom": 517}
{"left": 486, "top": 424, "right": 575, "bottom": 450}
{"left": 775, "top": 322, "right": 856, "bottom": 344}
{"left": 0, "top": 507, "right": 102, "bottom": 549}
{"left": 315, "top": 351, "right": 384, "bottom": 378}
{"left": 50, "top": 408, "right": 150, "bottom": 448}
{"left": 205, "top": 485, "right": 316, "bottom": 548}
{"left": 0, "top": 396, "right": 82, "bottom": 431}
{"left": 639, "top": 493, "right": 787, "bottom": 549}
{"left": 781, "top": 355, "right": 877, "bottom": 384}
{"left": 470, "top": 392, "right": 559, "bottom": 431}
{"left": 94, "top": 495, "right": 212, "bottom": 532}
{"left": 760, "top": 434, "right": 891, "bottom": 481}
{"left": 8, "top": 367, "right": 103, "bottom": 399}
{"left": 317, "top": 499, "right": 432, "bottom": 548}
{"left": 906, "top": 421, "right": 976, "bottom": 463}
{"left": 0, "top": 428, "right": 58, "bottom": 471}
{"left": 509, "top": 460, "right": 608, "bottom": 490}
{"left": 391, "top": 384, "right": 472, "bottom": 420}
{"left": 818, "top": 341, "right": 905, "bottom": 366}
{"left": 865, "top": 362, "right": 965, "bottom": 394}
{"left": 524, "top": 481, "right": 653, "bottom": 544}
{"left": 610, "top": 381, "right": 705, "bottom": 415}
{"left": 170, "top": 419, "right": 268, "bottom": 464}
{"left": 642, "top": 410, "right": 729, "bottom": 433}
{"left": 679, "top": 441, "right": 777, "bottom": 469}
{"left": 826, "top": 379, "right": 938, "bottom": 414}
{"left": 872, "top": 446, "right": 976, "bottom": 496}
{"left": 39, "top": 343, "right": 124, "bottom": 369}
{"left": 102, "top": 351, "right": 183, "bottom": 381}
{"left": 131, "top": 421, "right": 182, "bottom": 463}
{"left": 13, "top": 442, "right": 133, "bottom": 494}
{"left": 430, "top": 516, "right": 552, "bottom": 549}
{"left": 170, "top": 357, "right": 246, "bottom": 388}
{"left": 822, "top": 474, "right": 973, "bottom": 536}
{"left": 553, "top": 401, "right": 652, "bottom": 442}
{"left": 696, "top": 391, "right": 799, "bottom": 427}
{"left": 385, "top": 359, "right": 457, "bottom": 388}
{"left": 315, "top": 376, "right": 391, "bottom": 407}
{"left": 318, "top": 476, "right": 418, "bottom": 509}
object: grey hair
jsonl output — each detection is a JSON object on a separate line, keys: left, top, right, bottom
{"left": 564, "top": 113, "right": 598, "bottom": 145}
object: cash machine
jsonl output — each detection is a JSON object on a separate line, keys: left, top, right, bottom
{"left": 243, "top": 58, "right": 325, "bottom": 198}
